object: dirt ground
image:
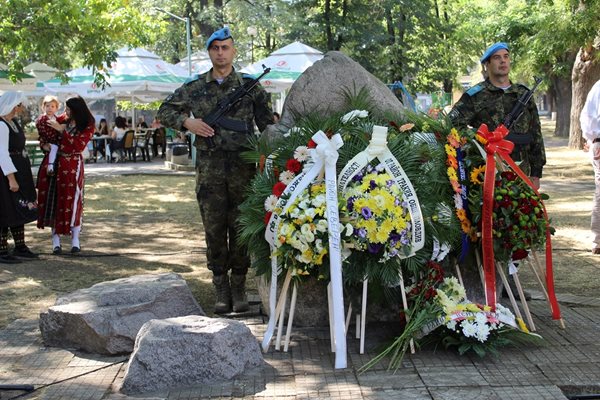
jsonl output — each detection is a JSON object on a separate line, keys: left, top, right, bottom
{"left": 0, "top": 118, "right": 598, "bottom": 329}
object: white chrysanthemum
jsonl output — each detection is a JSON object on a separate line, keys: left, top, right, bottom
{"left": 298, "top": 199, "right": 310, "bottom": 210}
{"left": 289, "top": 208, "right": 300, "bottom": 218}
{"left": 316, "top": 219, "right": 329, "bottom": 232}
{"left": 304, "top": 208, "right": 316, "bottom": 219}
{"left": 264, "top": 195, "right": 278, "bottom": 212}
{"left": 294, "top": 146, "right": 309, "bottom": 162}
{"left": 475, "top": 323, "right": 491, "bottom": 342}
{"left": 279, "top": 170, "right": 295, "bottom": 184}
{"left": 474, "top": 312, "right": 488, "bottom": 326}
{"left": 341, "top": 109, "right": 369, "bottom": 123}
{"left": 313, "top": 194, "right": 326, "bottom": 207}
{"left": 375, "top": 163, "right": 385, "bottom": 172}
{"left": 461, "top": 321, "right": 477, "bottom": 338}
{"left": 304, "top": 231, "right": 315, "bottom": 242}
{"left": 300, "top": 224, "right": 312, "bottom": 235}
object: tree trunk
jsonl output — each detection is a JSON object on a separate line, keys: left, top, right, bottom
{"left": 569, "top": 46, "right": 600, "bottom": 149}
{"left": 551, "top": 76, "right": 572, "bottom": 138}
{"left": 324, "top": 0, "right": 334, "bottom": 50}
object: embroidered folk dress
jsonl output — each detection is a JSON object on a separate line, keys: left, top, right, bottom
{"left": 36, "top": 114, "right": 93, "bottom": 235}
{"left": 0, "top": 118, "right": 37, "bottom": 227}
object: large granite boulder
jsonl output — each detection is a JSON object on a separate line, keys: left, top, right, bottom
{"left": 264, "top": 50, "right": 404, "bottom": 139}
{"left": 39, "top": 273, "right": 204, "bottom": 354}
{"left": 120, "top": 315, "right": 263, "bottom": 394}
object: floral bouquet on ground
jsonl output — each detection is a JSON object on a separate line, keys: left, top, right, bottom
{"left": 342, "top": 163, "right": 413, "bottom": 262}
{"left": 423, "top": 277, "right": 542, "bottom": 357}
{"left": 362, "top": 272, "right": 543, "bottom": 372}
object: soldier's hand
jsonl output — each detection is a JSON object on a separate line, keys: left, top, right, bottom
{"left": 183, "top": 118, "right": 214, "bottom": 138}
{"left": 592, "top": 141, "right": 600, "bottom": 161}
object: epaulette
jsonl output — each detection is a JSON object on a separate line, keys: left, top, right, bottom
{"left": 183, "top": 73, "right": 204, "bottom": 85}
{"left": 466, "top": 84, "right": 483, "bottom": 96}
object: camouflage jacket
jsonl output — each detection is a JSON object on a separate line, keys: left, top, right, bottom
{"left": 157, "top": 68, "right": 273, "bottom": 152}
{"left": 449, "top": 79, "right": 546, "bottom": 178}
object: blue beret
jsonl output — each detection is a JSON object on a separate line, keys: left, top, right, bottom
{"left": 206, "top": 27, "right": 233, "bottom": 50}
{"left": 480, "top": 42, "right": 509, "bottom": 64}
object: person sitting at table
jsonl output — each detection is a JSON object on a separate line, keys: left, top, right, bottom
{"left": 110, "top": 116, "right": 128, "bottom": 161}
{"left": 136, "top": 116, "right": 148, "bottom": 129}
{"left": 93, "top": 118, "right": 109, "bottom": 160}
{"left": 151, "top": 117, "right": 166, "bottom": 158}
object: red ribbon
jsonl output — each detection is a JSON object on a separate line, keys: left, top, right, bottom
{"left": 477, "top": 123, "right": 561, "bottom": 320}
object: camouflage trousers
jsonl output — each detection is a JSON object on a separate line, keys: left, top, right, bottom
{"left": 195, "top": 151, "right": 255, "bottom": 276}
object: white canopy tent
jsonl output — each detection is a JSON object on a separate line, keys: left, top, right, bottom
{"left": 241, "top": 41, "right": 324, "bottom": 93}
{"left": 38, "top": 48, "right": 189, "bottom": 124}
{"left": 38, "top": 47, "right": 188, "bottom": 102}
{"left": 176, "top": 50, "right": 213, "bottom": 76}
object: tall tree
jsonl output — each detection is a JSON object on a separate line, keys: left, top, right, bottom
{"left": 0, "top": 0, "right": 154, "bottom": 86}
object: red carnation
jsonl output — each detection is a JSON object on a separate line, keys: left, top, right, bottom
{"left": 286, "top": 158, "right": 302, "bottom": 173}
{"left": 307, "top": 139, "right": 317, "bottom": 148}
{"left": 511, "top": 248, "right": 529, "bottom": 260}
{"left": 272, "top": 182, "right": 287, "bottom": 197}
{"left": 264, "top": 211, "right": 273, "bottom": 225}
{"left": 501, "top": 171, "right": 517, "bottom": 181}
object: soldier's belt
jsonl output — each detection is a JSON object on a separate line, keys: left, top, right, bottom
{"left": 215, "top": 117, "right": 250, "bottom": 133}
{"left": 505, "top": 132, "right": 533, "bottom": 145}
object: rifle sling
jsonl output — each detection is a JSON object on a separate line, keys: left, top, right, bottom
{"left": 505, "top": 132, "right": 533, "bottom": 146}
{"left": 216, "top": 117, "right": 250, "bottom": 133}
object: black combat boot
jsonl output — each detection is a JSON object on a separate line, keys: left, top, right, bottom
{"left": 230, "top": 274, "right": 249, "bottom": 313}
{"left": 212, "top": 274, "right": 231, "bottom": 314}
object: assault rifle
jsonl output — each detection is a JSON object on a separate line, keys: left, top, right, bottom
{"left": 502, "top": 76, "right": 543, "bottom": 145}
{"left": 203, "top": 65, "right": 271, "bottom": 149}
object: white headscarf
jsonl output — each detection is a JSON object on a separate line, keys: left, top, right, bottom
{"left": 0, "top": 91, "right": 26, "bottom": 117}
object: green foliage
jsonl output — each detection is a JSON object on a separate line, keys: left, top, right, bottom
{"left": 0, "top": 0, "right": 157, "bottom": 86}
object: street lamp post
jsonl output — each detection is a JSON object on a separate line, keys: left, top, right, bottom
{"left": 247, "top": 26, "right": 257, "bottom": 63}
{"left": 156, "top": 8, "right": 192, "bottom": 77}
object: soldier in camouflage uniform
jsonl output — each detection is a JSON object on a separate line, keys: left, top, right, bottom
{"left": 157, "top": 27, "right": 274, "bottom": 314}
{"left": 449, "top": 42, "right": 546, "bottom": 189}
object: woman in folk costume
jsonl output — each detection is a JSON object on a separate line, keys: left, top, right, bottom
{"left": 0, "top": 91, "right": 38, "bottom": 264}
{"left": 37, "top": 96, "right": 94, "bottom": 254}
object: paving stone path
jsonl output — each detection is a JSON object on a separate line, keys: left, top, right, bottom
{"left": 1, "top": 292, "right": 599, "bottom": 399}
